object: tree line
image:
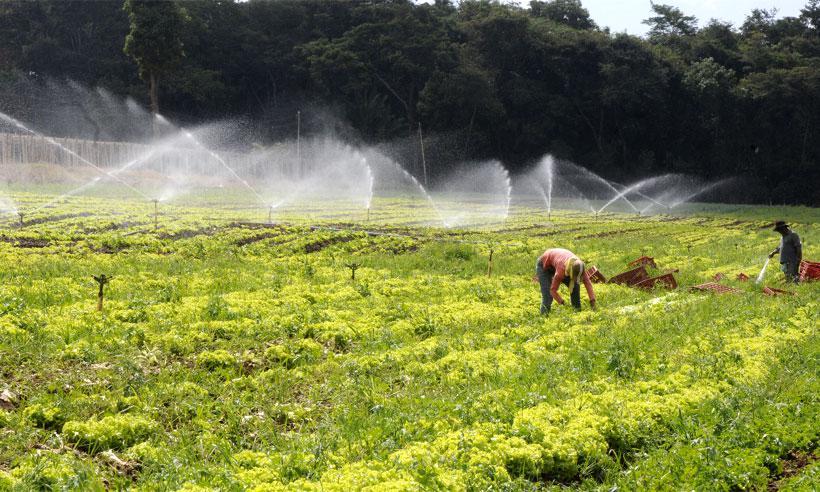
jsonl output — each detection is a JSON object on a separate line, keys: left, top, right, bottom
{"left": 0, "top": 0, "right": 818, "bottom": 205}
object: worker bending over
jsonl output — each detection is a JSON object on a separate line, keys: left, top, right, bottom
{"left": 536, "top": 248, "right": 596, "bottom": 315}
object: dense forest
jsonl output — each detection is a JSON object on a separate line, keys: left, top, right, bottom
{"left": 0, "top": 0, "right": 818, "bottom": 205}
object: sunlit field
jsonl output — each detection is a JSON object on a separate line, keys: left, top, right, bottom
{"left": 0, "top": 188, "right": 817, "bottom": 491}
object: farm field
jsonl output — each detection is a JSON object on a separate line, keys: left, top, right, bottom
{"left": 0, "top": 190, "right": 817, "bottom": 491}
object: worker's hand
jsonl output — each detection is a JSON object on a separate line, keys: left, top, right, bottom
{"left": 590, "top": 300, "right": 597, "bottom": 311}
{"left": 768, "top": 251, "right": 776, "bottom": 259}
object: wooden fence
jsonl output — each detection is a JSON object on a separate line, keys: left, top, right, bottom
{"left": 0, "top": 132, "right": 292, "bottom": 178}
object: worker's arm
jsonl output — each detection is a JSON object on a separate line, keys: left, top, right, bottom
{"left": 582, "top": 273, "right": 597, "bottom": 309}
{"left": 768, "top": 246, "right": 780, "bottom": 259}
{"left": 550, "top": 273, "right": 565, "bottom": 305}
{"left": 796, "top": 234, "right": 803, "bottom": 262}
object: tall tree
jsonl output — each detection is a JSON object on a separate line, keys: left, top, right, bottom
{"left": 643, "top": 3, "right": 697, "bottom": 39}
{"left": 123, "top": 0, "right": 188, "bottom": 117}
{"left": 529, "top": 0, "right": 596, "bottom": 30}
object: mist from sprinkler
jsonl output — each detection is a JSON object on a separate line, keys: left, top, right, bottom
{"left": 0, "top": 91, "right": 739, "bottom": 230}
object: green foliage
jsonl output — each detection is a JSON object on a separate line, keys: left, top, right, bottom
{"left": 63, "top": 415, "right": 157, "bottom": 452}
{"left": 23, "top": 403, "right": 65, "bottom": 430}
{"left": 196, "top": 349, "right": 238, "bottom": 371}
{"left": 123, "top": 0, "right": 188, "bottom": 78}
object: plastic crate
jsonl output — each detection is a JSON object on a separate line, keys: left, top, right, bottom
{"left": 608, "top": 265, "right": 649, "bottom": 286}
{"left": 762, "top": 286, "right": 796, "bottom": 296}
{"left": 586, "top": 266, "right": 606, "bottom": 283}
{"left": 691, "top": 282, "right": 741, "bottom": 294}
{"left": 628, "top": 256, "right": 657, "bottom": 269}
{"left": 799, "top": 260, "right": 820, "bottom": 281}
{"left": 635, "top": 273, "right": 678, "bottom": 290}
{"left": 736, "top": 273, "right": 750, "bottom": 282}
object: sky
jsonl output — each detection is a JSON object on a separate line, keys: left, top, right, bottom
{"left": 580, "top": 0, "right": 808, "bottom": 36}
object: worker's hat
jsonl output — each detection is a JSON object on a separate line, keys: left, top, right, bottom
{"left": 773, "top": 220, "right": 789, "bottom": 231}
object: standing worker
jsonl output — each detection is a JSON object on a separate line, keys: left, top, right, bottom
{"left": 768, "top": 221, "right": 802, "bottom": 283}
{"left": 535, "top": 248, "right": 596, "bottom": 315}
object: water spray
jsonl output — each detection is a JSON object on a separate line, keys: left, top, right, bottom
{"left": 268, "top": 205, "right": 274, "bottom": 225}
{"left": 0, "top": 111, "right": 150, "bottom": 201}
{"left": 755, "top": 257, "right": 770, "bottom": 284}
{"left": 157, "top": 114, "right": 267, "bottom": 206}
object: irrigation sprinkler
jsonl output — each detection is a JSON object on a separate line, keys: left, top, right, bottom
{"left": 152, "top": 199, "right": 159, "bottom": 231}
{"left": 92, "top": 274, "right": 112, "bottom": 312}
{"left": 268, "top": 206, "right": 273, "bottom": 225}
{"left": 17, "top": 212, "right": 23, "bottom": 227}
{"left": 345, "top": 262, "right": 360, "bottom": 281}
{"left": 366, "top": 206, "right": 371, "bottom": 223}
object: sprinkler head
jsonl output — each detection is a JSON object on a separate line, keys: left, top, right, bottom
{"left": 17, "top": 212, "right": 23, "bottom": 226}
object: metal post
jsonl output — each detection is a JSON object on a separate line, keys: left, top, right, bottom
{"left": 418, "top": 122, "right": 428, "bottom": 188}
{"left": 296, "top": 111, "right": 301, "bottom": 178}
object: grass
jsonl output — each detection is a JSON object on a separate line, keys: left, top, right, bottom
{"left": 0, "top": 188, "right": 817, "bottom": 490}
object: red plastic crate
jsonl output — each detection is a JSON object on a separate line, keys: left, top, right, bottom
{"left": 691, "top": 282, "right": 741, "bottom": 294}
{"left": 799, "top": 260, "right": 820, "bottom": 281}
{"left": 713, "top": 273, "right": 725, "bottom": 281}
{"left": 586, "top": 266, "right": 606, "bottom": 283}
{"left": 608, "top": 265, "right": 649, "bottom": 286}
{"left": 736, "top": 273, "right": 750, "bottom": 282}
{"left": 628, "top": 256, "right": 657, "bottom": 269}
{"left": 635, "top": 273, "right": 678, "bottom": 290}
{"left": 762, "top": 286, "right": 796, "bottom": 296}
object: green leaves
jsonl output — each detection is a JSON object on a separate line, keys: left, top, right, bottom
{"left": 63, "top": 415, "right": 157, "bottom": 452}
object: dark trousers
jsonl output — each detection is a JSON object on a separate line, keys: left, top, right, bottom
{"left": 536, "top": 260, "right": 580, "bottom": 314}
{"left": 781, "top": 262, "right": 800, "bottom": 284}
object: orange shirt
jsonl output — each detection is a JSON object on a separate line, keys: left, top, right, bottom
{"left": 538, "top": 248, "right": 596, "bottom": 304}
